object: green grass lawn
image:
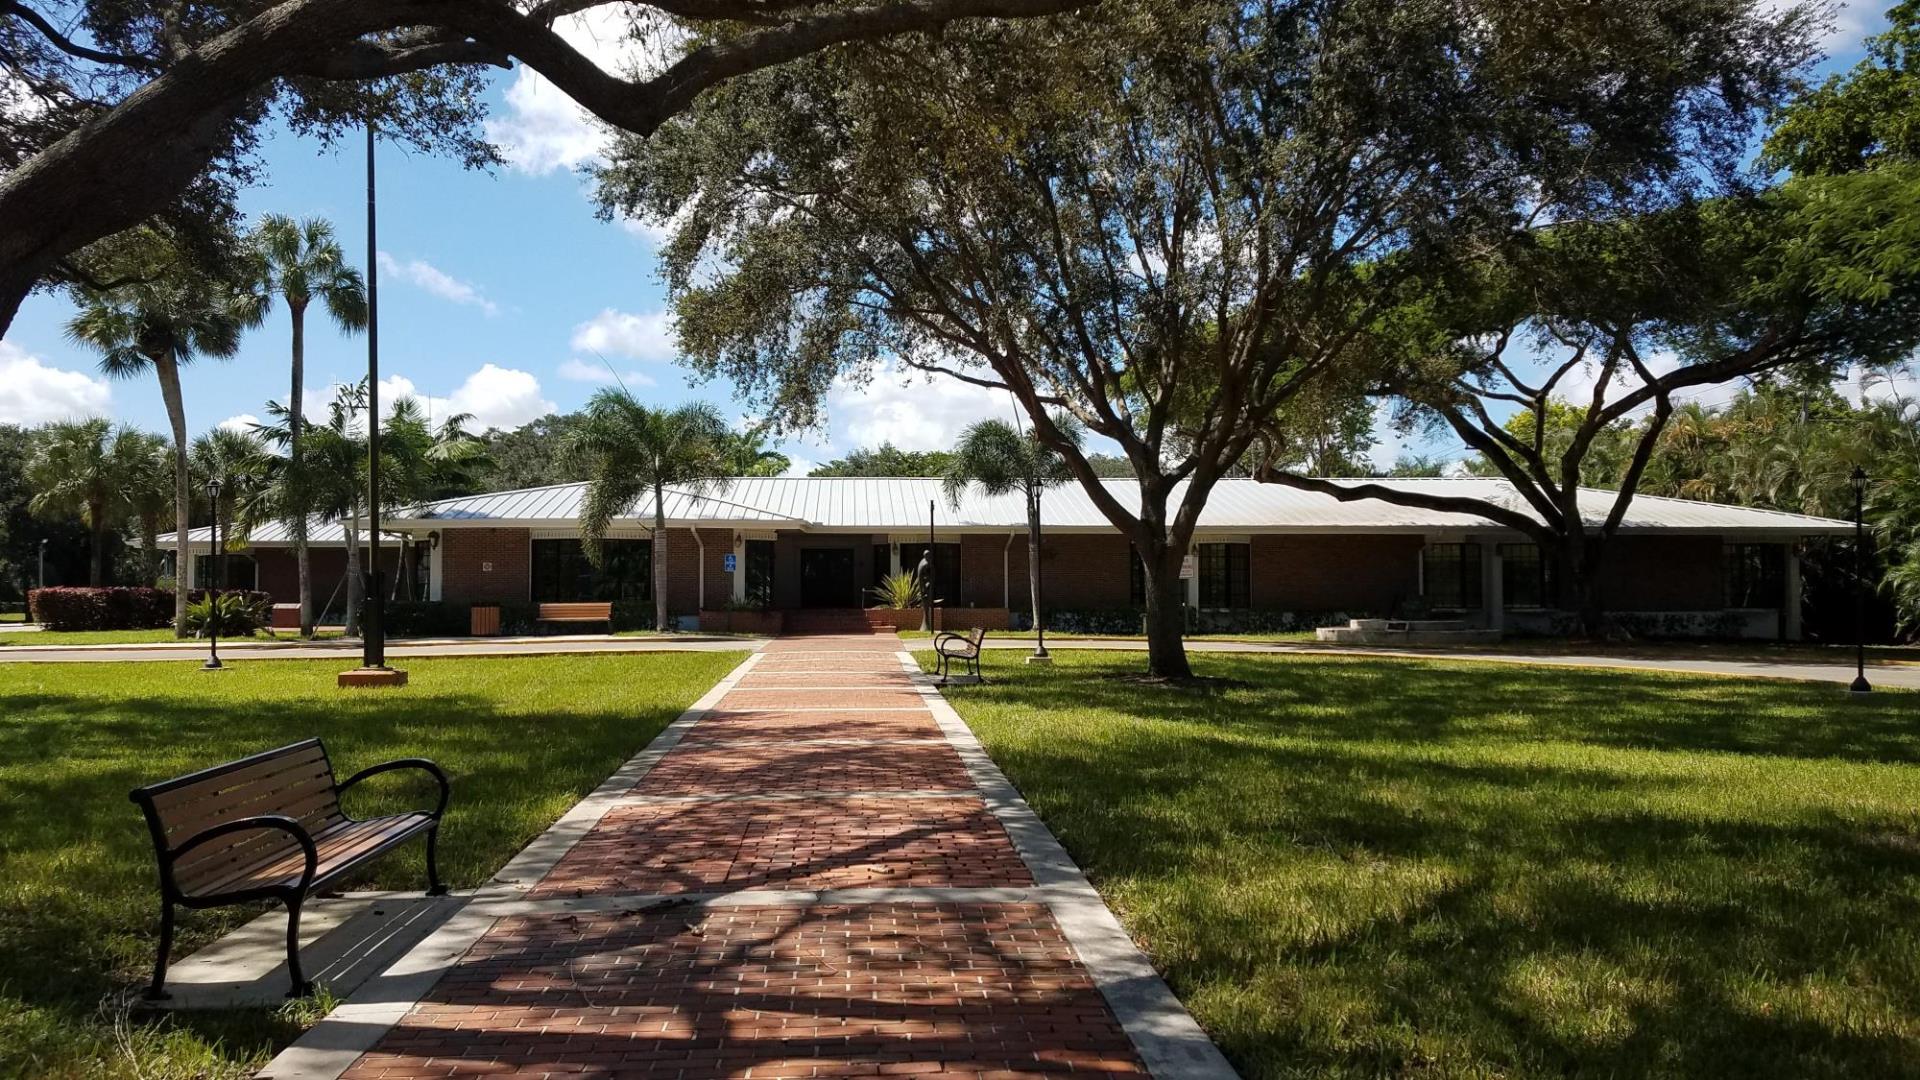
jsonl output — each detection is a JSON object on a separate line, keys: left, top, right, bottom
{"left": 0, "top": 651, "right": 744, "bottom": 1079}
{"left": 933, "top": 649, "right": 1920, "bottom": 1079}
{"left": 0, "top": 629, "right": 354, "bottom": 648}
{"left": 895, "top": 628, "right": 1320, "bottom": 643}
{"left": 0, "top": 612, "right": 23, "bottom": 623}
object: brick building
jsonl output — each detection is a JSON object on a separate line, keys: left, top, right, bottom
{"left": 159, "top": 476, "right": 1854, "bottom": 639}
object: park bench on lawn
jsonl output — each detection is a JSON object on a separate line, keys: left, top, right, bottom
{"left": 129, "top": 738, "right": 450, "bottom": 999}
{"left": 537, "top": 601, "right": 616, "bottom": 632}
{"left": 934, "top": 627, "right": 989, "bottom": 683}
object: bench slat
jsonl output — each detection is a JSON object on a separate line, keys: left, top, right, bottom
{"left": 158, "top": 764, "right": 339, "bottom": 844}
{"left": 186, "top": 814, "right": 432, "bottom": 898}
{"left": 149, "top": 744, "right": 331, "bottom": 817}
{"left": 537, "top": 602, "right": 614, "bottom": 620}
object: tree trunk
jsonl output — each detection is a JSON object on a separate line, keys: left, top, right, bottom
{"left": 290, "top": 300, "right": 315, "bottom": 637}
{"left": 654, "top": 480, "right": 671, "bottom": 633}
{"left": 153, "top": 350, "right": 193, "bottom": 636}
{"left": 1557, "top": 532, "right": 1608, "bottom": 639}
{"left": 1140, "top": 546, "right": 1192, "bottom": 679}
{"left": 87, "top": 497, "right": 107, "bottom": 586}
{"left": 141, "top": 513, "right": 161, "bottom": 585}
{"left": 1027, "top": 493, "right": 1046, "bottom": 655}
{"left": 344, "top": 495, "right": 364, "bottom": 637}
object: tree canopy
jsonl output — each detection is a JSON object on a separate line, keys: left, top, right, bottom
{"left": 596, "top": 0, "right": 1818, "bottom": 673}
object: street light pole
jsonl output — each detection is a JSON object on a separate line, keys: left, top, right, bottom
{"left": 1850, "top": 466, "right": 1871, "bottom": 695}
{"left": 204, "top": 477, "right": 223, "bottom": 671}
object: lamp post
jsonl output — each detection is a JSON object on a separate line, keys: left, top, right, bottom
{"left": 920, "top": 499, "right": 935, "bottom": 633}
{"left": 204, "top": 477, "right": 223, "bottom": 671}
{"left": 1849, "top": 466, "right": 1871, "bottom": 695}
{"left": 34, "top": 538, "right": 46, "bottom": 623}
{"left": 1029, "top": 484, "right": 1049, "bottom": 662}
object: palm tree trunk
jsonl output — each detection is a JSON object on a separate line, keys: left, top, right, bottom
{"left": 154, "top": 350, "right": 192, "bottom": 636}
{"left": 290, "top": 300, "right": 314, "bottom": 637}
{"left": 88, "top": 496, "right": 106, "bottom": 586}
{"left": 141, "top": 512, "right": 160, "bottom": 586}
{"left": 344, "top": 495, "right": 363, "bottom": 637}
{"left": 654, "top": 479, "right": 670, "bottom": 633}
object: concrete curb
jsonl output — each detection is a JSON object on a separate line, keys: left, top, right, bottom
{"left": 900, "top": 651, "right": 1242, "bottom": 1080}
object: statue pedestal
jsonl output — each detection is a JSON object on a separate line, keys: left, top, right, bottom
{"left": 338, "top": 667, "right": 409, "bottom": 688}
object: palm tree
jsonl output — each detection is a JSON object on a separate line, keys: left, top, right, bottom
{"left": 566, "top": 393, "right": 731, "bottom": 632}
{"left": 249, "top": 215, "right": 367, "bottom": 637}
{"left": 120, "top": 432, "right": 174, "bottom": 586}
{"left": 252, "top": 384, "right": 371, "bottom": 633}
{"left": 67, "top": 274, "right": 262, "bottom": 633}
{"left": 941, "top": 417, "right": 1078, "bottom": 658}
{"left": 720, "top": 428, "right": 791, "bottom": 477}
{"left": 191, "top": 428, "right": 272, "bottom": 586}
{"left": 383, "top": 398, "right": 487, "bottom": 504}
{"left": 24, "top": 419, "right": 133, "bottom": 585}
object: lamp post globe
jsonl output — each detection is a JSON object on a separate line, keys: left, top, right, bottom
{"left": 1849, "top": 467, "right": 1870, "bottom": 695}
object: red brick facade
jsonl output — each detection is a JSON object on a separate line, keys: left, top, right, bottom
{"left": 439, "top": 528, "right": 531, "bottom": 604}
{"left": 1251, "top": 534, "right": 1423, "bottom": 613}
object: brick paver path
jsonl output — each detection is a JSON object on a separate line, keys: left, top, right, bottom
{"left": 334, "top": 632, "right": 1156, "bottom": 1079}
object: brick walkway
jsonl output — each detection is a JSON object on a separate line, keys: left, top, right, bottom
{"left": 274, "top": 632, "right": 1233, "bottom": 1080}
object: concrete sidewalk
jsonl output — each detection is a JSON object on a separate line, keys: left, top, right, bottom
{"left": 955, "top": 637, "right": 1920, "bottom": 691}
{"left": 0, "top": 633, "right": 762, "bottom": 663}
{"left": 261, "top": 632, "right": 1234, "bottom": 1079}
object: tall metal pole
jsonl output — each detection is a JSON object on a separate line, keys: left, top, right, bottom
{"left": 1851, "top": 468, "right": 1871, "bottom": 695}
{"left": 204, "top": 478, "right": 223, "bottom": 671}
{"left": 920, "top": 499, "right": 935, "bottom": 633}
{"left": 364, "top": 119, "right": 386, "bottom": 669}
{"left": 1032, "top": 486, "right": 1047, "bottom": 659}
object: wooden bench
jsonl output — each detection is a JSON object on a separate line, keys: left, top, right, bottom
{"left": 536, "top": 601, "right": 615, "bottom": 631}
{"left": 933, "top": 627, "right": 988, "bottom": 683}
{"left": 129, "top": 739, "right": 450, "bottom": 1000}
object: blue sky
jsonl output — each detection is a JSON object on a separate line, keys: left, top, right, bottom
{"left": 0, "top": 3, "right": 1891, "bottom": 475}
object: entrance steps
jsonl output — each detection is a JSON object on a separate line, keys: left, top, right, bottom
{"left": 1315, "top": 618, "right": 1503, "bottom": 646}
{"left": 783, "top": 609, "right": 880, "bottom": 634}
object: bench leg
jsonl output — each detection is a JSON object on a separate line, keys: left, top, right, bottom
{"left": 426, "top": 823, "right": 449, "bottom": 897}
{"left": 144, "top": 901, "right": 174, "bottom": 1001}
{"left": 285, "top": 895, "right": 313, "bottom": 998}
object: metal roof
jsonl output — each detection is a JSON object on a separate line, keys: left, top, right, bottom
{"left": 153, "top": 476, "right": 1854, "bottom": 548}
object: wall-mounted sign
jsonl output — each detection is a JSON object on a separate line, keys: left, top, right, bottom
{"left": 481, "top": 561, "right": 493, "bottom": 573}
{"left": 1179, "top": 553, "right": 1197, "bottom": 579}
{"left": 723, "top": 553, "right": 737, "bottom": 573}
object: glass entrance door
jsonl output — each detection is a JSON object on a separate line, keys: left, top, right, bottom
{"left": 799, "top": 548, "right": 857, "bottom": 608}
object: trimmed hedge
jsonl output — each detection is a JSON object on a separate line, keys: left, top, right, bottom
{"left": 27, "top": 587, "right": 273, "bottom": 632}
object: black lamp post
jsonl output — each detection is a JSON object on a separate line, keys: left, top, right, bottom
{"left": 1850, "top": 466, "right": 1871, "bottom": 695}
{"left": 1030, "top": 484, "right": 1049, "bottom": 661}
{"left": 34, "top": 538, "right": 46, "bottom": 623}
{"left": 920, "top": 499, "right": 935, "bottom": 633}
{"left": 204, "top": 477, "right": 223, "bottom": 671}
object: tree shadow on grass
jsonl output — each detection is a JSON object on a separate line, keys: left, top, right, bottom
{"left": 944, "top": 654, "right": 1920, "bottom": 1078}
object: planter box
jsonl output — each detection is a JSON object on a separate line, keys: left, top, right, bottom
{"left": 863, "top": 608, "right": 915, "bottom": 630}
{"left": 932, "top": 607, "right": 1012, "bottom": 632}
{"left": 698, "top": 609, "right": 784, "bottom": 635}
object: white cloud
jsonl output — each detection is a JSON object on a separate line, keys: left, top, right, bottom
{"left": 447, "top": 364, "right": 556, "bottom": 429}
{"left": 826, "top": 361, "right": 1013, "bottom": 453}
{"left": 569, "top": 307, "right": 677, "bottom": 362}
{"left": 781, "top": 456, "right": 818, "bottom": 477}
{"left": 376, "top": 252, "right": 498, "bottom": 316}
{"left": 218, "top": 413, "right": 262, "bottom": 434}
{"left": 556, "top": 357, "right": 657, "bottom": 387}
{"left": 0, "top": 341, "right": 111, "bottom": 424}
{"left": 484, "top": 8, "right": 684, "bottom": 175}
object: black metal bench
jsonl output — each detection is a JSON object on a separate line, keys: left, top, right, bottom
{"left": 933, "top": 627, "right": 988, "bottom": 682}
{"left": 129, "top": 738, "right": 450, "bottom": 999}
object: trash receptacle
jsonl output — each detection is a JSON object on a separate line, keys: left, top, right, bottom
{"left": 271, "top": 603, "right": 301, "bottom": 631}
{"left": 470, "top": 605, "right": 501, "bottom": 636}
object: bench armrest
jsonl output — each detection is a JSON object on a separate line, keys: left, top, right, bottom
{"left": 169, "top": 814, "right": 319, "bottom": 898}
{"left": 337, "top": 758, "right": 451, "bottom": 819}
{"left": 933, "top": 632, "right": 977, "bottom": 656}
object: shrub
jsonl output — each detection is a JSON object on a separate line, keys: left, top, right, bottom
{"left": 384, "top": 601, "right": 467, "bottom": 638}
{"left": 867, "top": 572, "right": 925, "bottom": 610}
{"left": 183, "top": 593, "right": 268, "bottom": 637}
{"left": 28, "top": 587, "right": 173, "bottom": 631}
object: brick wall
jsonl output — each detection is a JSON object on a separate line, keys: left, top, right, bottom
{"left": 253, "top": 546, "right": 399, "bottom": 610}
{"left": 440, "top": 528, "right": 531, "bottom": 604}
{"left": 1252, "top": 534, "right": 1422, "bottom": 614}
{"left": 957, "top": 534, "right": 1021, "bottom": 610}
{"left": 1595, "top": 536, "right": 1724, "bottom": 610}
{"left": 657, "top": 527, "right": 734, "bottom": 616}
{"left": 1038, "top": 534, "right": 1134, "bottom": 609}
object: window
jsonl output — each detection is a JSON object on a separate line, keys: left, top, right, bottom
{"left": 531, "top": 538, "right": 651, "bottom": 603}
{"left": 746, "top": 540, "right": 776, "bottom": 607}
{"left": 899, "top": 543, "right": 961, "bottom": 603}
{"left": 1197, "top": 543, "right": 1250, "bottom": 609}
{"left": 1725, "top": 543, "right": 1785, "bottom": 608}
{"left": 1422, "top": 543, "right": 1483, "bottom": 609}
{"left": 1498, "top": 543, "right": 1552, "bottom": 609}
{"left": 193, "top": 553, "right": 256, "bottom": 590}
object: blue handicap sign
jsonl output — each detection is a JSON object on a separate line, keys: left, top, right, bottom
{"left": 723, "top": 553, "right": 737, "bottom": 573}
